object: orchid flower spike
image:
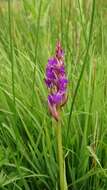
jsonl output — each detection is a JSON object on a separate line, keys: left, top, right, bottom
{"left": 45, "top": 41, "right": 68, "bottom": 121}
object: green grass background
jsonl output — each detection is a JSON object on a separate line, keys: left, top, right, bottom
{"left": 0, "top": 0, "right": 107, "bottom": 189}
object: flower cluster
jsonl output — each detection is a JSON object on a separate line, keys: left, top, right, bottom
{"left": 45, "top": 41, "right": 68, "bottom": 121}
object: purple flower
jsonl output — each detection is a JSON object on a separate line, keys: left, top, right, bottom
{"left": 48, "top": 92, "right": 62, "bottom": 105}
{"left": 46, "top": 67, "right": 55, "bottom": 80}
{"left": 57, "top": 78, "right": 68, "bottom": 91}
{"left": 56, "top": 41, "right": 64, "bottom": 60}
{"left": 45, "top": 41, "right": 68, "bottom": 121}
{"left": 48, "top": 58, "right": 57, "bottom": 66}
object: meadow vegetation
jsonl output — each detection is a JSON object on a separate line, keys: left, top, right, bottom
{"left": 0, "top": 0, "right": 107, "bottom": 189}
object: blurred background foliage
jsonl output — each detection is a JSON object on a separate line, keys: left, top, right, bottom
{"left": 0, "top": 0, "right": 107, "bottom": 189}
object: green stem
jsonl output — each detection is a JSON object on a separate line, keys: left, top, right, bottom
{"left": 61, "top": 0, "right": 63, "bottom": 45}
{"left": 56, "top": 121, "right": 67, "bottom": 190}
{"left": 8, "top": 0, "right": 15, "bottom": 107}
{"left": 32, "top": 0, "right": 42, "bottom": 111}
{"left": 66, "top": 0, "right": 95, "bottom": 145}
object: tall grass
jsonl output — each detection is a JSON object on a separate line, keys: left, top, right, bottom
{"left": 0, "top": 0, "right": 107, "bottom": 189}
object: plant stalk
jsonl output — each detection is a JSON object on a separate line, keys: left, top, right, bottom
{"left": 56, "top": 121, "right": 67, "bottom": 190}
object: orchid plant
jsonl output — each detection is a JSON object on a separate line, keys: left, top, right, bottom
{"left": 45, "top": 41, "right": 68, "bottom": 190}
{"left": 45, "top": 41, "right": 68, "bottom": 121}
